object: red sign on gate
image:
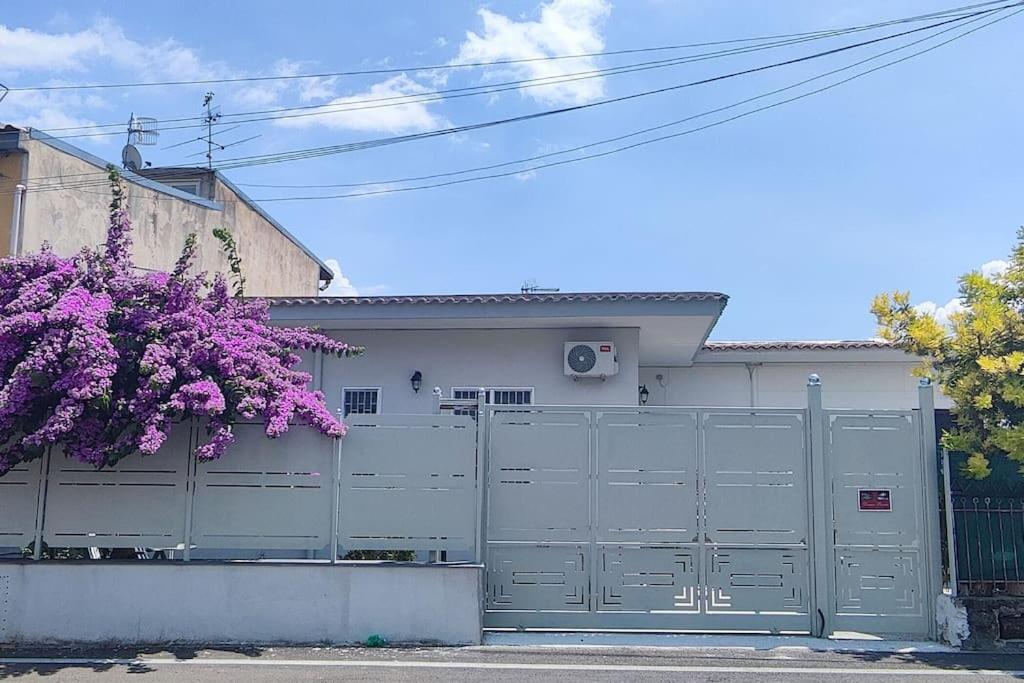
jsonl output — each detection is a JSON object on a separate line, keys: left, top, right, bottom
{"left": 858, "top": 489, "right": 892, "bottom": 511}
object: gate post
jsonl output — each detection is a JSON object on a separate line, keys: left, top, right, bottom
{"left": 474, "top": 389, "right": 487, "bottom": 565}
{"left": 807, "top": 374, "right": 833, "bottom": 638}
{"left": 918, "top": 378, "right": 942, "bottom": 640}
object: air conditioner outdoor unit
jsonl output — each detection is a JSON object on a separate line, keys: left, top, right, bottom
{"left": 564, "top": 341, "right": 618, "bottom": 378}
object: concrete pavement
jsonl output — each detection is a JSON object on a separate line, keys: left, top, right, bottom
{"left": 4, "top": 640, "right": 1024, "bottom": 681}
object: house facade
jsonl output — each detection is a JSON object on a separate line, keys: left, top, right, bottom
{"left": 269, "top": 291, "right": 949, "bottom": 416}
{"left": 0, "top": 126, "right": 332, "bottom": 296}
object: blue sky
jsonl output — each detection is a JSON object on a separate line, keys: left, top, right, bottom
{"left": 1, "top": 1, "right": 1021, "bottom": 340}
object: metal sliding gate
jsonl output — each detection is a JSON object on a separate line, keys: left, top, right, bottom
{"left": 479, "top": 389, "right": 940, "bottom": 636}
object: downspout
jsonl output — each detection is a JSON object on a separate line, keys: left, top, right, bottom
{"left": 745, "top": 362, "right": 762, "bottom": 407}
{"left": 9, "top": 183, "right": 25, "bottom": 256}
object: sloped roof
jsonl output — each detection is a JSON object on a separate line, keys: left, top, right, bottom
{"left": 702, "top": 340, "right": 893, "bottom": 352}
{"left": 268, "top": 291, "right": 729, "bottom": 306}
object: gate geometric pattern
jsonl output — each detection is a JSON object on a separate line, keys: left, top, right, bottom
{"left": 484, "top": 406, "right": 813, "bottom": 632}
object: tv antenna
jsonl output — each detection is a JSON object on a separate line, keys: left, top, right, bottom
{"left": 202, "top": 92, "right": 221, "bottom": 170}
{"left": 122, "top": 112, "right": 158, "bottom": 171}
{"left": 157, "top": 92, "right": 261, "bottom": 167}
{"left": 521, "top": 279, "right": 560, "bottom": 294}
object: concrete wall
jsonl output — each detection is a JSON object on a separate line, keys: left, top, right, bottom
{"left": 640, "top": 359, "right": 952, "bottom": 410}
{"left": 321, "top": 327, "right": 641, "bottom": 413}
{"left": 14, "top": 138, "right": 321, "bottom": 296}
{"left": 0, "top": 562, "right": 483, "bottom": 645}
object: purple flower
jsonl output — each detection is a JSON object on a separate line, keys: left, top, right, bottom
{"left": 0, "top": 170, "right": 358, "bottom": 474}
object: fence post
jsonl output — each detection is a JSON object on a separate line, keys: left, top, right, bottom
{"left": 31, "top": 448, "right": 52, "bottom": 560}
{"left": 433, "top": 386, "right": 443, "bottom": 415}
{"left": 474, "top": 388, "right": 487, "bottom": 566}
{"left": 942, "top": 449, "right": 959, "bottom": 597}
{"left": 182, "top": 420, "right": 198, "bottom": 562}
{"left": 807, "top": 373, "right": 833, "bottom": 638}
{"left": 919, "top": 378, "right": 942, "bottom": 639}
{"left": 330, "top": 412, "right": 343, "bottom": 565}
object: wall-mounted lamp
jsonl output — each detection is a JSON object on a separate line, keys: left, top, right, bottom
{"left": 410, "top": 370, "right": 423, "bottom": 393}
{"left": 638, "top": 384, "right": 650, "bottom": 405}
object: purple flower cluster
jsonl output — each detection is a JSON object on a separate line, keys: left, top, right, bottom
{"left": 0, "top": 171, "right": 356, "bottom": 474}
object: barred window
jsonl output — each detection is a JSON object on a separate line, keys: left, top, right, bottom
{"left": 451, "top": 387, "right": 533, "bottom": 417}
{"left": 343, "top": 388, "right": 380, "bottom": 416}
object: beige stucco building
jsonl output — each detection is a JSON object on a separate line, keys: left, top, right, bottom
{"left": 0, "top": 126, "right": 331, "bottom": 296}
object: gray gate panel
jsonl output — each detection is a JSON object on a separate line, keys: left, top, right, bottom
{"left": 835, "top": 548, "right": 924, "bottom": 618}
{"left": 340, "top": 414, "right": 477, "bottom": 551}
{"left": 192, "top": 424, "right": 334, "bottom": 549}
{"left": 487, "top": 411, "right": 590, "bottom": 543}
{"left": 596, "top": 544, "right": 699, "bottom": 613}
{"left": 826, "top": 410, "right": 931, "bottom": 637}
{"left": 0, "top": 459, "right": 42, "bottom": 547}
{"left": 486, "top": 543, "right": 589, "bottom": 612}
{"left": 829, "top": 412, "right": 922, "bottom": 548}
{"left": 43, "top": 426, "right": 191, "bottom": 548}
{"left": 703, "top": 411, "right": 809, "bottom": 547}
{"left": 595, "top": 411, "right": 698, "bottom": 544}
{"left": 705, "top": 547, "right": 810, "bottom": 615}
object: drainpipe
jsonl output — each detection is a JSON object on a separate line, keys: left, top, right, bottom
{"left": 9, "top": 183, "right": 25, "bottom": 256}
{"left": 744, "top": 362, "right": 762, "bottom": 407}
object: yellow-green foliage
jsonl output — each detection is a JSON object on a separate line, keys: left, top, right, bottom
{"left": 873, "top": 228, "right": 1024, "bottom": 479}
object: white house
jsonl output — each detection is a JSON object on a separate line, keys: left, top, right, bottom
{"left": 269, "top": 291, "right": 950, "bottom": 415}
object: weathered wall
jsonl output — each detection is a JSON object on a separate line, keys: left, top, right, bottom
{"left": 640, "top": 359, "right": 951, "bottom": 410}
{"left": 319, "top": 327, "right": 641, "bottom": 413}
{"left": 0, "top": 151, "right": 21, "bottom": 255}
{"left": 0, "top": 562, "right": 483, "bottom": 645}
{"left": 17, "top": 138, "right": 321, "bottom": 296}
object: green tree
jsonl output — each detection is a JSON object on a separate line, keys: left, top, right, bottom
{"left": 872, "top": 229, "right": 1024, "bottom": 479}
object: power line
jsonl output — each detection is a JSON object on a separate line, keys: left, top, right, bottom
{"left": 239, "top": 6, "right": 1007, "bottom": 193}
{"left": 245, "top": 8, "right": 1024, "bottom": 202}
{"left": 21, "top": 0, "right": 1010, "bottom": 141}
{"left": 5, "top": 0, "right": 1009, "bottom": 94}
{"left": 33, "top": 12, "right": 988, "bottom": 143}
{"left": 4, "top": 5, "right": 1014, "bottom": 203}
{"left": 204, "top": 7, "right": 1010, "bottom": 171}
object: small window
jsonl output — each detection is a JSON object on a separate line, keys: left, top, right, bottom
{"left": 452, "top": 387, "right": 533, "bottom": 417}
{"left": 167, "top": 180, "right": 201, "bottom": 196}
{"left": 343, "top": 388, "right": 380, "bottom": 416}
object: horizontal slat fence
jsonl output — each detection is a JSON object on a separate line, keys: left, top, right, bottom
{"left": 2, "top": 412, "right": 480, "bottom": 560}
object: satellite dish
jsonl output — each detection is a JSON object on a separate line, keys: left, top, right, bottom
{"left": 121, "top": 144, "right": 143, "bottom": 171}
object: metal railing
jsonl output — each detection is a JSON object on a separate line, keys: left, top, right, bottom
{"left": 945, "top": 449, "right": 1024, "bottom": 596}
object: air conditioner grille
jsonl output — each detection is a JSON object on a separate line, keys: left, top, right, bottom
{"left": 567, "top": 344, "right": 597, "bottom": 374}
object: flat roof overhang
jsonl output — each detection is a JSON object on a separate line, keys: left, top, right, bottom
{"left": 268, "top": 292, "right": 728, "bottom": 367}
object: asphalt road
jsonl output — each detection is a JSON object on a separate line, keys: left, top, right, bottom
{"left": 4, "top": 645, "right": 1024, "bottom": 682}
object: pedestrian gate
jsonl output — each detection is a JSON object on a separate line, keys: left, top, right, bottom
{"left": 479, "top": 388, "right": 940, "bottom": 637}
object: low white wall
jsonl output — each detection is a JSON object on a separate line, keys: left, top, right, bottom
{"left": 640, "top": 360, "right": 952, "bottom": 410}
{"left": 0, "top": 562, "right": 482, "bottom": 646}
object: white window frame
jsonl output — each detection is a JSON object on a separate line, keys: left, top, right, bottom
{"left": 342, "top": 386, "right": 382, "bottom": 416}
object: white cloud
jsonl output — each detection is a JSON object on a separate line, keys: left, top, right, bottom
{"left": 914, "top": 298, "right": 965, "bottom": 327}
{"left": 912, "top": 257, "right": 1012, "bottom": 327}
{"left": 320, "top": 259, "right": 359, "bottom": 297}
{"left": 0, "top": 24, "right": 105, "bottom": 71}
{"left": 982, "top": 259, "right": 1009, "bottom": 279}
{"left": 434, "top": 36, "right": 448, "bottom": 48}
{"left": 454, "top": 0, "right": 612, "bottom": 106}
{"left": 275, "top": 74, "right": 445, "bottom": 134}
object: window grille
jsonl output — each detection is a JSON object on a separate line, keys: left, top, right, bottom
{"left": 343, "top": 388, "right": 380, "bottom": 416}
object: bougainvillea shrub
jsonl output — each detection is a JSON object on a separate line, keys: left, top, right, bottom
{"left": 0, "top": 169, "right": 357, "bottom": 474}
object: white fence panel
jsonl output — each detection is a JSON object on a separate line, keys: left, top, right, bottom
{"left": 42, "top": 425, "right": 192, "bottom": 548}
{"left": 340, "top": 414, "right": 477, "bottom": 552}
{"left": 191, "top": 424, "right": 336, "bottom": 550}
{"left": 0, "top": 458, "right": 42, "bottom": 548}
